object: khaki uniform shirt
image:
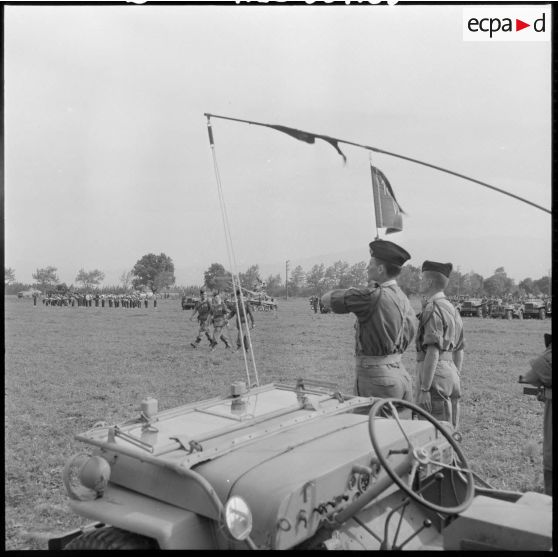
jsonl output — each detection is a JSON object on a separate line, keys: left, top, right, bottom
{"left": 416, "top": 294, "right": 465, "bottom": 355}
{"left": 329, "top": 280, "right": 416, "bottom": 356}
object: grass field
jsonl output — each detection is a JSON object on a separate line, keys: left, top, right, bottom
{"left": 4, "top": 294, "right": 550, "bottom": 550}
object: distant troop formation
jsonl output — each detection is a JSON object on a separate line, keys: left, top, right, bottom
{"left": 40, "top": 293, "right": 157, "bottom": 309}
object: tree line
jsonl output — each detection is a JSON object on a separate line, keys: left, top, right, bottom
{"left": 4, "top": 258, "right": 551, "bottom": 300}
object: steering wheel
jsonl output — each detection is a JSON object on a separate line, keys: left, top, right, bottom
{"left": 368, "top": 398, "right": 475, "bottom": 515}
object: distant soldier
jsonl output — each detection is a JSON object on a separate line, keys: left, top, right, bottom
{"left": 311, "top": 295, "right": 319, "bottom": 313}
{"left": 153, "top": 295, "right": 158, "bottom": 309}
{"left": 416, "top": 261, "right": 464, "bottom": 429}
{"left": 33, "top": 293, "right": 38, "bottom": 306}
{"left": 190, "top": 287, "right": 213, "bottom": 348}
{"left": 228, "top": 290, "right": 255, "bottom": 351}
{"left": 144, "top": 297, "right": 148, "bottom": 309}
{"left": 210, "top": 294, "right": 233, "bottom": 351}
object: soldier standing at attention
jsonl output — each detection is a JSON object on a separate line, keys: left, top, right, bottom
{"left": 190, "top": 287, "right": 213, "bottom": 348}
{"left": 228, "top": 290, "right": 255, "bottom": 351}
{"left": 320, "top": 239, "right": 416, "bottom": 401}
{"left": 415, "top": 261, "right": 464, "bottom": 429}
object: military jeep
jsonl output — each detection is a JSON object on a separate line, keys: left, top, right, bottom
{"left": 49, "top": 379, "right": 552, "bottom": 551}
{"left": 457, "top": 298, "right": 484, "bottom": 317}
{"left": 491, "top": 301, "right": 524, "bottom": 320}
{"left": 523, "top": 298, "right": 547, "bottom": 320}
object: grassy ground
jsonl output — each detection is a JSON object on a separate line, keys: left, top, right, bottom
{"left": 4, "top": 295, "right": 550, "bottom": 550}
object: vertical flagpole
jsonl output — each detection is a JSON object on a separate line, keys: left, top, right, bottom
{"left": 369, "top": 153, "right": 381, "bottom": 240}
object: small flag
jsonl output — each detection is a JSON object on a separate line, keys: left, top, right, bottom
{"left": 268, "top": 124, "right": 347, "bottom": 163}
{"left": 371, "top": 165, "right": 405, "bottom": 234}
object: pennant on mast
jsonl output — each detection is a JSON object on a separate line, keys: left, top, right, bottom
{"left": 370, "top": 165, "right": 404, "bottom": 234}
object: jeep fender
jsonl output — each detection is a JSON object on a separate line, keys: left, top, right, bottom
{"left": 69, "top": 483, "right": 217, "bottom": 549}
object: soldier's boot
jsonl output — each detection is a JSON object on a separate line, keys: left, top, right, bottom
{"left": 210, "top": 340, "right": 218, "bottom": 351}
{"left": 191, "top": 337, "right": 202, "bottom": 349}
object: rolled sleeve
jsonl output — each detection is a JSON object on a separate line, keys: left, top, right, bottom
{"left": 331, "top": 288, "right": 377, "bottom": 317}
{"left": 422, "top": 312, "right": 444, "bottom": 350}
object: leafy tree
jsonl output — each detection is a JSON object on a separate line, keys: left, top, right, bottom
{"left": 288, "top": 265, "right": 306, "bottom": 295}
{"left": 483, "top": 267, "right": 514, "bottom": 298}
{"left": 5, "top": 267, "right": 16, "bottom": 285}
{"left": 32, "top": 266, "right": 59, "bottom": 292}
{"left": 239, "top": 265, "right": 262, "bottom": 290}
{"left": 120, "top": 270, "right": 134, "bottom": 291}
{"left": 397, "top": 264, "right": 421, "bottom": 296}
{"left": 518, "top": 278, "right": 534, "bottom": 296}
{"left": 132, "top": 253, "right": 175, "bottom": 293}
{"left": 324, "top": 261, "right": 350, "bottom": 289}
{"left": 461, "top": 271, "right": 484, "bottom": 296}
{"left": 346, "top": 261, "right": 368, "bottom": 288}
{"left": 306, "top": 264, "right": 326, "bottom": 294}
{"left": 75, "top": 268, "right": 105, "bottom": 290}
{"left": 265, "top": 274, "right": 283, "bottom": 296}
{"left": 533, "top": 275, "right": 551, "bottom": 297}
{"left": 204, "top": 263, "right": 231, "bottom": 292}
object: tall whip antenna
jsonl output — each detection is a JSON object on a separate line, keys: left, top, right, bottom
{"left": 205, "top": 116, "right": 260, "bottom": 387}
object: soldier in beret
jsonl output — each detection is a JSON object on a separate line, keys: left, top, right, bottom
{"left": 520, "top": 334, "right": 552, "bottom": 496}
{"left": 415, "top": 260, "right": 464, "bottom": 429}
{"left": 321, "top": 239, "right": 416, "bottom": 404}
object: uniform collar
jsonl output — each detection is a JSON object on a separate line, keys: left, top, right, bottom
{"left": 427, "top": 291, "right": 446, "bottom": 304}
{"left": 381, "top": 279, "right": 397, "bottom": 287}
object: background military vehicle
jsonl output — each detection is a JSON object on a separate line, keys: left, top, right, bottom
{"left": 181, "top": 295, "right": 199, "bottom": 310}
{"left": 490, "top": 300, "right": 524, "bottom": 320}
{"left": 523, "top": 298, "right": 547, "bottom": 320}
{"left": 49, "top": 379, "right": 552, "bottom": 551}
{"left": 236, "top": 286, "right": 278, "bottom": 312}
{"left": 457, "top": 297, "right": 484, "bottom": 317}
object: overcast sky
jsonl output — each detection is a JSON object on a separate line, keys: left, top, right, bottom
{"left": 4, "top": 4, "right": 551, "bottom": 288}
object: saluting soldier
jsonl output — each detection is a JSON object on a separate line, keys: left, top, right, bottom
{"left": 190, "top": 287, "right": 213, "bottom": 348}
{"left": 321, "top": 239, "right": 416, "bottom": 402}
{"left": 415, "top": 261, "right": 465, "bottom": 429}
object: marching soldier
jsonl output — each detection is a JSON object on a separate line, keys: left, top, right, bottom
{"left": 415, "top": 261, "right": 464, "bottom": 429}
{"left": 210, "top": 294, "right": 233, "bottom": 351}
{"left": 320, "top": 239, "right": 416, "bottom": 403}
{"left": 228, "top": 290, "right": 255, "bottom": 351}
{"left": 190, "top": 287, "right": 213, "bottom": 348}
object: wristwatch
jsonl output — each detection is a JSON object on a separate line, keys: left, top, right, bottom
{"left": 420, "top": 387, "right": 430, "bottom": 392}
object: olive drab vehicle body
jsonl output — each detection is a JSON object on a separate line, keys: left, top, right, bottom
{"left": 181, "top": 295, "right": 199, "bottom": 310}
{"left": 50, "top": 379, "right": 552, "bottom": 551}
{"left": 456, "top": 298, "right": 485, "bottom": 317}
{"left": 523, "top": 298, "right": 548, "bottom": 320}
{"left": 490, "top": 300, "right": 525, "bottom": 320}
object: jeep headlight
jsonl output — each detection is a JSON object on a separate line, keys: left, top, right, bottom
{"left": 225, "top": 496, "right": 252, "bottom": 541}
{"left": 63, "top": 453, "right": 111, "bottom": 501}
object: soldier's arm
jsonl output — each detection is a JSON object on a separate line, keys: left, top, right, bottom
{"left": 453, "top": 349, "right": 464, "bottom": 374}
{"left": 420, "top": 345, "right": 440, "bottom": 391}
{"left": 321, "top": 288, "right": 374, "bottom": 315}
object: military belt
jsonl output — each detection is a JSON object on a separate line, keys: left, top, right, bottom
{"left": 416, "top": 351, "right": 454, "bottom": 363}
{"left": 356, "top": 354, "right": 402, "bottom": 365}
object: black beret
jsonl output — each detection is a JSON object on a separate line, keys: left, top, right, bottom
{"left": 422, "top": 260, "right": 453, "bottom": 278}
{"left": 369, "top": 239, "right": 411, "bottom": 267}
